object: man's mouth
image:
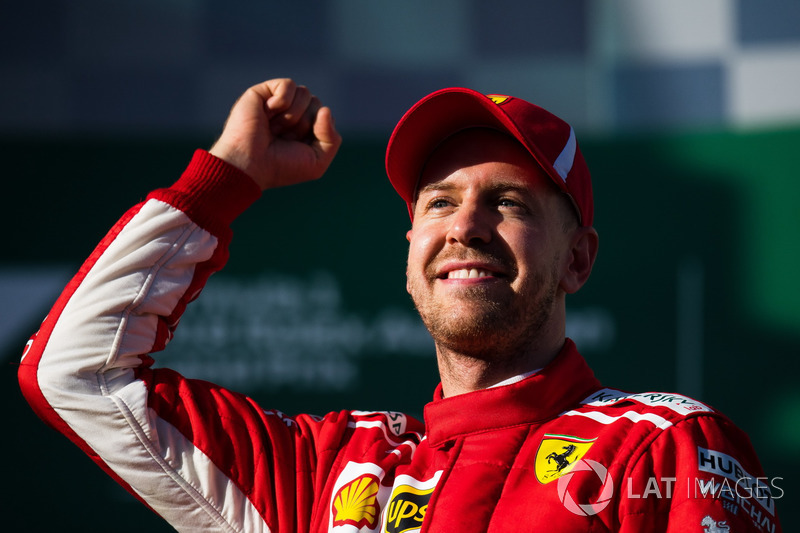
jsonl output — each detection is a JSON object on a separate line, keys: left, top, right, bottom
{"left": 435, "top": 260, "right": 509, "bottom": 281}
{"left": 446, "top": 268, "right": 494, "bottom": 280}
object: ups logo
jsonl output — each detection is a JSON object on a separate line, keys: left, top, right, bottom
{"left": 384, "top": 484, "right": 434, "bottom": 533}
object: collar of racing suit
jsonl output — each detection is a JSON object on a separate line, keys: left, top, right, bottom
{"left": 423, "top": 339, "right": 602, "bottom": 448}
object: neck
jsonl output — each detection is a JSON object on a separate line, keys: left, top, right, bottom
{"left": 435, "top": 334, "right": 565, "bottom": 397}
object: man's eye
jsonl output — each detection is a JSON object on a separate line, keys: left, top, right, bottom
{"left": 497, "top": 198, "right": 530, "bottom": 214}
{"left": 429, "top": 199, "right": 451, "bottom": 209}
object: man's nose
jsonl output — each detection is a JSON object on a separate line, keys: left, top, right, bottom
{"left": 446, "top": 203, "right": 492, "bottom": 245}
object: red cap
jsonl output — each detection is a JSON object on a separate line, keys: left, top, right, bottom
{"left": 385, "top": 88, "right": 593, "bottom": 226}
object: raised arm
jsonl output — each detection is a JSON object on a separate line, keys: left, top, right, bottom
{"left": 18, "top": 79, "right": 341, "bottom": 532}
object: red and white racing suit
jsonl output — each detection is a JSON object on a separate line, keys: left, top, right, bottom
{"left": 19, "top": 151, "right": 781, "bottom": 532}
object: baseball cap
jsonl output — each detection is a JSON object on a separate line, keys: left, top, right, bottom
{"left": 385, "top": 88, "right": 593, "bottom": 226}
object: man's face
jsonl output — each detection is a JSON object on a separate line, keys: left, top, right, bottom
{"left": 406, "top": 128, "right": 575, "bottom": 359}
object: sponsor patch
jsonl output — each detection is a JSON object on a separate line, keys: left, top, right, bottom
{"left": 535, "top": 434, "right": 596, "bottom": 484}
{"left": 385, "top": 485, "right": 432, "bottom": 533}
{"left": 697, "top": 447, "right": 775, "bottom": 515}
{"left": 385, "top": 411, "right": 407, "bottom": 436}
{"left": 701, "top": 515, "right": 730, "bottom": 532}
{"left": 384, "top": 472, "right": 441, "bottom": 533}
{"left": 330, "top": 462, "right": 390, "bottom": 532}
{"left": 332, "top": 474, "right": 382, "bottom": 529}
{"left": 582, "top": 388, "right": 711, "bottom": 416}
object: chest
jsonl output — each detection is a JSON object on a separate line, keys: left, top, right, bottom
{"left": 323, "top": 423, "right": 626, "bottom": 532}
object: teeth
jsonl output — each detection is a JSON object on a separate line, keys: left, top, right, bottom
{"left": 448, "top": 268, "right": 492, "bottom": 279}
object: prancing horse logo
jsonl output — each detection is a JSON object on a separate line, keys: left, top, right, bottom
{"left": 534, "top": 435, "right": 596, "bottom": 484}
{"left": 546, "top": 444, "right": 577, "bottom": 473}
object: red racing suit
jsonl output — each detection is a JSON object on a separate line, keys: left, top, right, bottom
{"left": 19, "top": 150, "right": 781, "bottom": 532}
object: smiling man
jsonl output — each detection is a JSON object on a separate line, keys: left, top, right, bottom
{"left": 20, "top": 79, "right": 780, "bottom": 532}
{"left": 403, "top": 127, "right": 596, "bottom": 396}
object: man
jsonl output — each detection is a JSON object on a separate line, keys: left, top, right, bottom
{"left": 19, "top": 79, "right": 780, "bottom": 532}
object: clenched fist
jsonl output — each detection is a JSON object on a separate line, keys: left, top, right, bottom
{"left": 210, "top": 78, "right": 342, "bottom": 191}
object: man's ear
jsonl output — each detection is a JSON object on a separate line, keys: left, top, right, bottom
{"left": 406, "top": 229, "right": 413, "bottom": 294}
{"left": 560, "top": 227, "right": 599, "bottom": 294}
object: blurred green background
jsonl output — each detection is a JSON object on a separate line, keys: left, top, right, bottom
{"left": 2, "top": 1, "right": 799, "bottom": 531}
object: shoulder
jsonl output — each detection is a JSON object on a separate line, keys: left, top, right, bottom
{"left": 586, "top": 391, "right": 783, "bottom": 533}
{"left": 575, "top": 388, "right": 773, "bottom": 501}
{"left": 552, "top": 387, "right": 781, "bottom": 530}
{"left": 562, "top": 387, "right": 748, "bottom": 463}
{"left": 559, "top": 387, "right": 721, "bottom": 441}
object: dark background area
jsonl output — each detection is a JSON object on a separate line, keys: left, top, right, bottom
{"left": 2, "top": 129, "right": 797, "bottom": 531}
{"left": 2, "top": 1, "right": 799, "bottom": 530}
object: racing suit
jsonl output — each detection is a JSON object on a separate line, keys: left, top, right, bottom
{"left": 19, "top": 150, "right": 781, "bottom": 532}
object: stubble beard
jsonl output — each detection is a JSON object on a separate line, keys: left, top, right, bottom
{"left": 409, "top": 261, "right": 560, "bottom": 361}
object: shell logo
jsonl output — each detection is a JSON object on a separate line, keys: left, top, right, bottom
{"left": 332, "top": 473, "right": 381, "bottom": 529}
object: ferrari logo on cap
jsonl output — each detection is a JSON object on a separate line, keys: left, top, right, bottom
{"left": 486, "top": 94, "right": 511, "bottom": 105}
{"left": 535, "top": 434, "right": 596, "bottom": 484}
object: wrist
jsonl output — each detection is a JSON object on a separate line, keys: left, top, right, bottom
{"left": 149, "top": 150, "right": 262, "bottom": 233}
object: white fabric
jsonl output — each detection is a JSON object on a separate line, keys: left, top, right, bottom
{"left": 552, "top": 127, "right": 577, "bottom": 182}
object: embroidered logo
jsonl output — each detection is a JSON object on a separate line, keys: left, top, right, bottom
{"left": 486, "top": 94, "right": 511, "bottom": 105}
{"left": 332, "top": 474, "right": 381, "bottom": 529}
{"left": 697, "top": 447, "right": 775, "bottom": 516}
{"left": 383, "top": 472, "right": 442, "bottom": 533}
{"left": 701, "top": 515, "right": 731, "bottom": 533}
{"left": 384, "top": 484, "right": 433, "bottom": 533}
{"left": 534, "top": 433, "right": 597, "bottom": 484}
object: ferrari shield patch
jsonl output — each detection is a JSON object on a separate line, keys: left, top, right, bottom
{"left": 534, "top": 434, "right": 597, "bottom": 484}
